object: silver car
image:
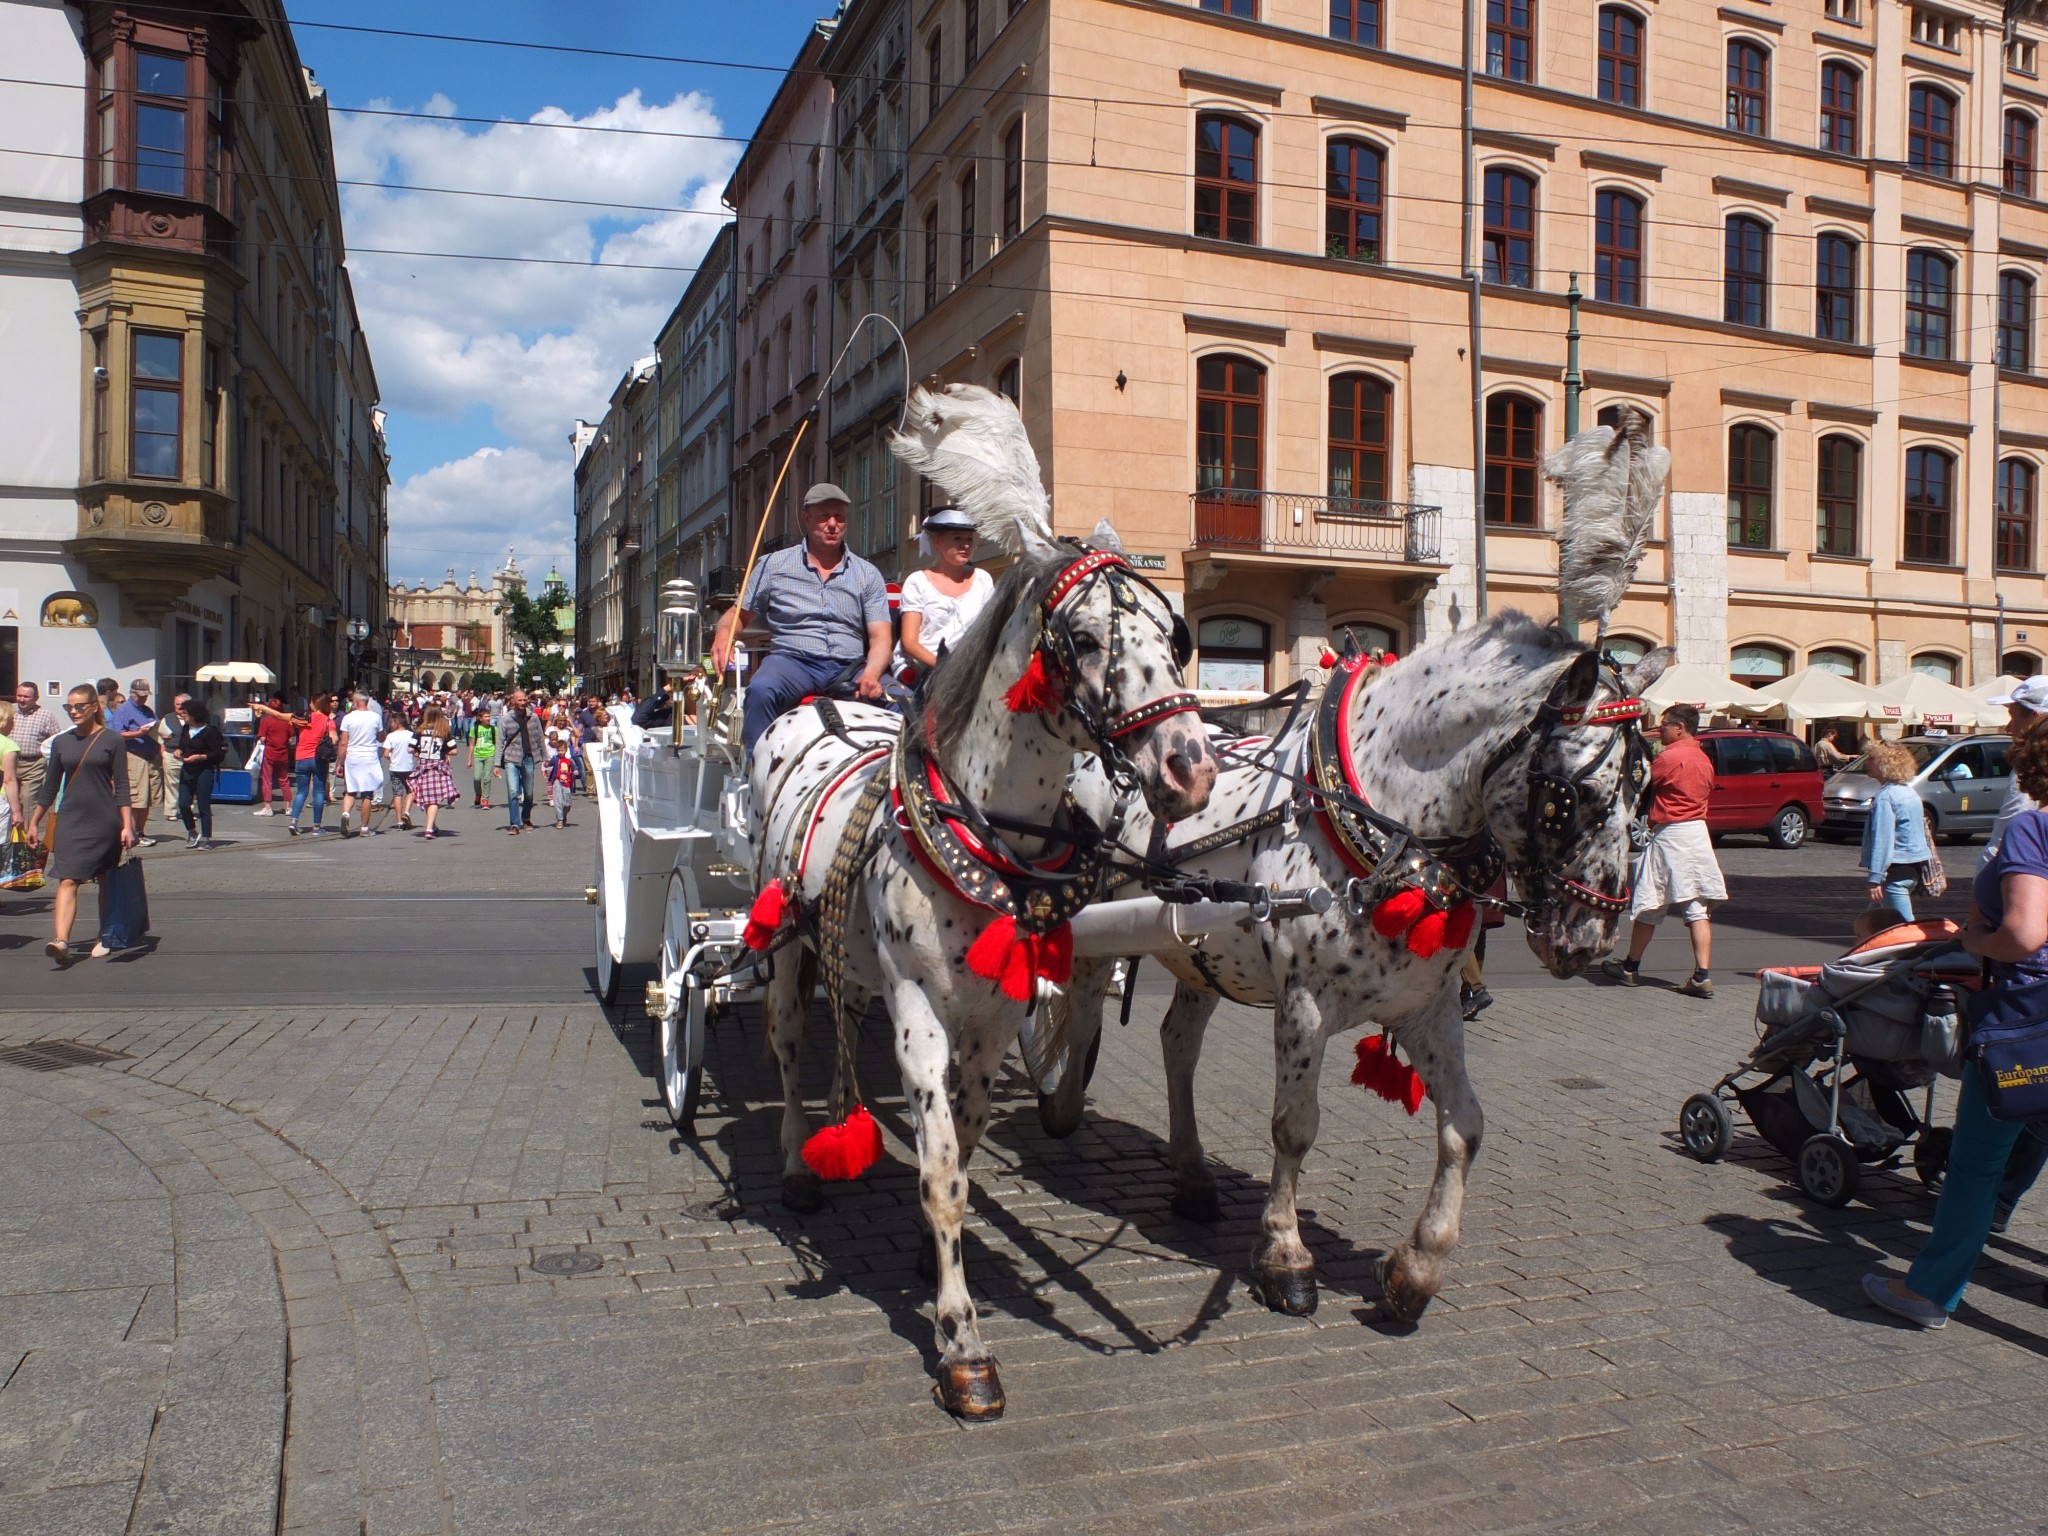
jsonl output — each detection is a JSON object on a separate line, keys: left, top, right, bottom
{"left": 1819, "top": 734, "right": 2013, "bottom": 843}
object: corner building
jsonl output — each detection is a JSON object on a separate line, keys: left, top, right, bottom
{"left": 903, "top": 0, "right": 2048, "bottom": 692}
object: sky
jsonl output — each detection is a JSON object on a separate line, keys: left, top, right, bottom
{"left": 293, "top": 0, "right": 832, "bottom": 592}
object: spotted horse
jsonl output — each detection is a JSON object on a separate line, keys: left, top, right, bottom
{"left": 1040, "top": 405, "right": 1672, "bottom": 1325}
{"left": 743, "top": 384, "right": 1217, "bottom": 1419}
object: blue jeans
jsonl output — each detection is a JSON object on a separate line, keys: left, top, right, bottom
{"left": 1906, "top": 1063, "right": 2047, "bottom": 1311}
{"left": 1876, "top": 875, "right": 1917, "bottom": 925}
{"left": 502, "top": 760, "right": 530, "bottom": 827}
{"left": 1998, "top": 1120, "right": 2048, "bottom": 1216}
{"left": 177, "top": 768, "right": 214, "bottom": 839}
{"left": 289, "top": 760, "right": 326, "bottom": 826}
{"left": 742, "top": 652, "right": 861, "bottom": 753}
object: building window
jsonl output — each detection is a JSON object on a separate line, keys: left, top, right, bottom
{"left": 927, "top": 30, "right": 943, "bottom": 119}
{"left": 1904, "top": 445, "right": 1955, "bottom": 564}
{"left": 1195, "top": 615, "right": 1269, "bottom": 692}
{"left": 2011, "top": 36, "right": 2041, "bottom": 76}
{"left": 1809, "top": 647, "right": 1863, "bottom": 678}
{"left": 996, "top": 357, "right": 1020, "bottom": 405}
{"left": 2007, "top": 111, "right": 2038, "bottom": 198}
{"left": 1594, "top": 189, "right": 1643, "bottom": 305}
{"left": 1723, "top": 215, "right": 1769, "bottom": 327}
{"left": 1331, "top": 0, "right": 1380, "bottom": 47}
{"left": 1487, "top": 0, "right": 1534, "bottom": 81}
{"left": 1726, "top": 423, "right": 1774, "bottom": 548}
{"left": 1824, "top": 0, "right": 1859, "bottom": 21}
{"left": 1597, "top": 8, "right": 1644, "bottom": 107}
{"left": 1726, "top": 40, "right": 1769, "bottom": 136}
{"left": 132, "top": 331, "right": 183, "bottom": 479}
{"left": 1910, "top": 7, "right": 1960, "bottom": 51}
{"left": 964, "top": 0, "right": 979, "bottom": 66}
{"left": 1002, "top": 119, "right": 1023, "bottom": 240}
{"left": 133, "top": 50, "right": 189, "bottom": 197}
{"left": 1905, "top": 249, "right": 1954, "bottom": 359}
{"left": 1732, "top": 643, "right": 1791, "bottom": 684}
{"left": 1815, "top": 433, "right": 1860, "bottom": 556}
{"left": 90, "top": 331, "right": 108, "bottom": 479}
{"left": 959, "top": 167, "right": 977, "bottom": 276}
{"left": 1325, "top": 139, "right": 1383, "bottom": 262}
{"left": 805, "top": 291, "right": 818, "bottom": 377}
{"left": 1194, "top": 114, "right": 1258, "bottom": 244}
{"left": 923, "top": 204, "right": 938, "bottom": 311}
{"left": 1483, "top": 167, "right": 1536, "bottom": 287}
{"left": 200, "top": 343, "right": 220, "bottom": 489}
{"left": 2000, "top": 459, "right": 2038, "bottom": 570}
{"left": 1908, "top": 84, "right": 1956, "bottom": 178}
{"left": 1912, "top": 651, "right": 1960, "bottom": 682}
{"left": 1328, "top": 373, "right": 1390, "bottom": 505}
{"left": 1815, "top": 232, "right": 1858, "bottom": 341}
{"left": 1200, "top": 0, "right": 1257, "bottom": 14}
{"left": 1820, "top": 61, "right": 1860, "bottom": 155}
{"left": 2000, "top": 272, "right": 2035, "bottom": 372}
{"left": 1484, "top": 393, "right": 1543, "bottom": 526}
{"left": 1194, "top": 354, "right": 1265, "bottom": 546}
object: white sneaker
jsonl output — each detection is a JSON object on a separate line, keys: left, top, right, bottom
{"left": 251, "top": 807, "right": 274, "bottom": 817}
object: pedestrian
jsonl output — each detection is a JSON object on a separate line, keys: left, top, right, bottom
{"left": 383, "top": 714, "right": 418, "bottom": 831}
{"left": 1856, "top": 741, "right": 1936, "bottom": 926}
{"left": 169, "top": 696, "right": 225, "bottom": 849}
{"left": 0, "top": 701, "right": 22, "bottom": 841}
{"left": 250, "top": 692, "right": 297, "bottom": 812}
{"left": 1602, "top": 703, "right": 1726, "bottom": 998}
{"left": 1864, "top": 728, "right": 2048, "bottom": 1328}
{"left": 335, "top": 691, "right": 385, "bottom": 837}
{"left": 408, "top": 705, "right": 460, "bottom": 839}
{"left": 288, "top": 693, "right": 336, "bottom": 837}
{"left": 26, "top": 684, "right": 134, "bottom": 964}
{"left": 1982, "top": 677, "right": 2048, "bottom": 868}
{"left": 11, "top": 681, "right": 62, "bottom": 810}
{"left": 495, "top": 689, "right": 545, "bottom": 835}
{"left": 107, "top": 678, "right": 164, "bottom": 847}
{"left": 1815, "top": 722, "right": 1855, "bottom": 774}
{"left": 469, "top": 710, "right": 497, "bottom": 807}
{"left": 547, "top": 745, "right": 575, "bottom": 828}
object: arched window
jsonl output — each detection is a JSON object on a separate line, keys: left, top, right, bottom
{"left": 958, "top": 167, "right": 978, "bottom": 275}
{"left": 1334, "top": 619, "right": 1399, "bottom": 657}
{"left": 1911, "top": 652, "right": 1959, "bottom": 683}
{"left": 1905, "top": 250, "right": 1954, "bottom": 359}
{"left": 1002, "top": 119, "right": 1023, "bottom": 241}
{"left": 995, "top": 357, "right": 1020, "bottom": 406}
{"left": 1909, "top": 84, "right": 1956, "bottom": 177}
{"left": 1597, "top": 7, "right": 1644, "bottom": 106}
{"left": 1724, "top": 215, "right": 1770, "bottom": 326}
{"left": 1999, "top": 271, "right": 2034, "bottom": 373}
{"left": 2006, "top": 110, "right": 2037, "bottom": 197}
{"left": 1484, "top": 392, "right": 1543, "bottom": 526}
{"left": 922, "top": 204, "right": 938, "bottom": 311}
{"left": 1328, "top": 373, "right": 1390, "bottom": 506}
{"left": 1596, "top": 402, "right": 1656, "bottom": 441}
{"left": 1815, "top": 232, "right": 1858, "bottom": 341}
{"left": 1809, "top": 647, "right": 1862, "bottom": 679}
{"left": 1195, "top": 615, "right": 1269, "bottom": 692}
{"left": 1195, "top": 114, "right": 1259, "bottom": 244}
{"left": 1325, "top": 138, "right": 1384, "bottom": 262}
{"left": 1594, "top": 189, "right": 1643, "bottom": 305}
{"left": 1904, "top": 446, "right": 1955, "bottom": 565}
{"left": 1483, "top": 167, "right": 1536, "bottom": 288}
{"left": 1727, "top": 424, "right": 1774, "bottom": 548}
{"left": 1999, "top": 457, "right": 2037, "bottom": 571}
{"left": 1726, "top": 40, "right": 1769, "bottom": 136}
{"left": 1820, "top": 61, "right": 1861, "bottom": 154}
{"left": 1194, "top": 354, "right": 1265, "bottom": 546}
{"left": 1601, "top": 633, "right": 1652, "bottom": 666}
{"left": 1816, "top": 434, "right": 1861, "bottom": 557}
{"left": 1487, "top": 0, "right": 1534, "bottom": 81}
{"left": 1731, "top": 643, "right": 1791, "bottom": 683}
{"left": 2002, "top": 650, "right": 2042, "bottom": 678}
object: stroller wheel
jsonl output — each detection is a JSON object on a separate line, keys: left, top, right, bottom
{"left": 1797, "top": 1134, "right": 1861, "bottom": 1208}
{"left": 1679, "top": 1093, "right": 1734, "bottom": 1162}
{"left": 1914, "top": 1126, "right": 1953, "bottom": 1191}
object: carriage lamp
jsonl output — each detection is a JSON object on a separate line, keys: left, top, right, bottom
{"left": 658, "top": 579, "right": 700, "bottom": 675}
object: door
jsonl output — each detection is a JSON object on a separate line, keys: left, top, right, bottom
{"left": 1935, "top": 741, "right": 2002, "bottom": 832}
{"left": 1918, "top": 745, "right": 1966, "bottom": 831}
{"left": 1765, "top": 733, "right": 1823, "bottom": 820}
{"left": 1708, "top": 733, "right": 1775, "bottom": 832}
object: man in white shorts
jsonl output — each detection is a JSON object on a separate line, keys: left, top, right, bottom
{"left": 1601, "top": 702, "right": 1725, "bottom": 999}
{"left": 336, "top": 692, "right": 385, "bottom": 837}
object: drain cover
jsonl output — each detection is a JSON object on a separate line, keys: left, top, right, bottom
{"left": 1555, "top": 1077, "right": 1607, "bottom": 1091}
{"left": 681, "top": 1198, "right": 744, "bottom": 1223}
{"left": 531, "top": 1251, "right": 605, "bottom": 1277}
{"left": 0, "top": 1041, "right": 132, "bottom": 1072}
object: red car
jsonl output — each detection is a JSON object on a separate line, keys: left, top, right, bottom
{"left": 1692, "top": 729, "right": 1827, "bottom": 849}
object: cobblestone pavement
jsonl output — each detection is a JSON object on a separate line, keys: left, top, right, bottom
{"left": 2, "top": 809, "right": 2045, "bottom": 1535}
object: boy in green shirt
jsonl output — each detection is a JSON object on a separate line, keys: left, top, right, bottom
{"left": 469, "top": 718, "right": 497, "bottom": 807}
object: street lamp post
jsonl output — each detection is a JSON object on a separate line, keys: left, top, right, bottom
{"left": 345, "top": 618, "right": 370, "bottom": 692}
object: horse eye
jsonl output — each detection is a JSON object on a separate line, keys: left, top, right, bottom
{"left": 1072, "top": 633, "right": 1103, "bottom": 655}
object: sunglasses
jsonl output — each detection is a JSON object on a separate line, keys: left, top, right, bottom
{"left": 64, "top": 701, "right": 92, "bottom": 713}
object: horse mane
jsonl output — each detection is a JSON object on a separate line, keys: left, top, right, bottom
{"left": 917, "top": 546, "right": 1067, "bottom": 753}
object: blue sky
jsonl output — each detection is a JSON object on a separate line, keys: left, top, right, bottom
{"left": 292, "top": 0, "right": 830, "bottom": 588}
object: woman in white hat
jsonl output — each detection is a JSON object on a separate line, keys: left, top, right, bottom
{"left": 896, "top": 506, "right": 995, "bottom": 684}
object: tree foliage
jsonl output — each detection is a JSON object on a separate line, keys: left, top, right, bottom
{"left": 499, "top": 578, "right": 572, "bottom": 695}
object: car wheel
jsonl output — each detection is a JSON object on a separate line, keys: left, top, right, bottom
{"left": 1767, "top": 805, "right": 1811, "bottom": 850}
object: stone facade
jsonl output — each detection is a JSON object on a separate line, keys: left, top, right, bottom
{"left": 386, "top": 556, "right": 521, "bottom": 691}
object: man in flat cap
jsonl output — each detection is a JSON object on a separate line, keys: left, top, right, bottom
{"left": 711, "top": 481, "right": 893, "bottom": 752}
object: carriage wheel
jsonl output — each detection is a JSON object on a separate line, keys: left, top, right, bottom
{"left": 1679, "top": 1093, "right": 1733, "bottom": 1163}
{"left": 657, "top": 871, "right": 707, "bottom": 1135}
{"left": 1797, "top": 1133, "right": 1860, "bottom": 1208}
{"left": 592, "top": 849, "right": 622, "bottom": 1005}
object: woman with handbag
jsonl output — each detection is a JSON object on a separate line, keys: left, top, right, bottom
{"left": 1858, "top": 741, "right": 1937, "bottom": 926}
{"left": 288, "top": 693, "right": 337, "bottom": 837}
{"left": 25, "top": 684, "right": 134, "bottom": 964}
{"left": 1865, "top": 728, "right": 2048, "bottom": 1328}
{"left": 171, "top": 696, "right": 226, "bottom": 848}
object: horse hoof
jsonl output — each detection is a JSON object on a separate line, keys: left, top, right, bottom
{"left": 1376, "top": 1251, "right": 1436, "bottom": 1325}
{"left": 1170, "top": 1184, "right": 1221, "bottom": 1223}
{"left": 934, "top": 1359, "right": 1005, "bottom": 1421}
{"left": 780, "top": 1172, "right": 824, "bottom": 1213}
{"left": 1036, "top": 1092, "right": 1083, "bottom": 1140}
{"left": 1249, "top": 1265, "right": 1319, "bottom": 1316}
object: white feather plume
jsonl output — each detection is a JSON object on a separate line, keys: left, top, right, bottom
{"left": 1543, "top": 403, "right": 1670, "bottom": 634}
{"left": 888, "top": 383, "right": 1054, "bottom": 554}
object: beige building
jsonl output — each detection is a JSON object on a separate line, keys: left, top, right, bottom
{"left": 897, "top": 0, "right": 2048, "bottom": 694}
{"left": 386, "top": 555, "right": 522, "bottom": 691}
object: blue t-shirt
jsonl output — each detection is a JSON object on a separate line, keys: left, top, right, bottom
{"left": 106, "top": 699, "right": 159, "bottom": 760}
{"left": 742, "top": 543, "right": 890, "bottom": 664}
{"left": 1973, "top": 808, "right": 2048, "bottom": 984}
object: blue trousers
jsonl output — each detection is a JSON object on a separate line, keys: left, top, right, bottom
{"left": 742, "top": 652, "right": 861, "bottom": 753}
{"left": 502, "top": 761, "right": 531, "bottom": 828}
{"left": 1906, "top": 1063, "right": 2048, "bottom": 1311}
{"left": 290, "top": 760, "right": 326, "bottom": 826}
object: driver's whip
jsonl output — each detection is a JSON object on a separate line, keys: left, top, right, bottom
{"left": 732, "top": 415, "right": 812, "bottom": 616}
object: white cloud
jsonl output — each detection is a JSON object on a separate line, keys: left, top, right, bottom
{"left": 387, "top": 446, "right": 568, "bottom": 588}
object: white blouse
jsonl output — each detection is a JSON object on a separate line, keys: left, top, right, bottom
{"left": 895, "top": 567, "right": 995, "bottom": 672}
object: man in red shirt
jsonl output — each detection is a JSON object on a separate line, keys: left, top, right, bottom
{"left": 251, "top": 693, "right": 297, "bottom": 812}
{"left": 1602, "top": 702, "right": 1726, "bottom": 998}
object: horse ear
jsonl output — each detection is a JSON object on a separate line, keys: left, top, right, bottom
{"left": 1622, "top": 645, "right": 1674, "bottom": 695}
{"left": 1557, "top": 647, "right": 1604, "bottom": 708}
{"left": 1082, "top": 517, "right": 1126, "bottom": 555}
{"left": 1017, "top": 518, "right": 1059, "bottom": 562}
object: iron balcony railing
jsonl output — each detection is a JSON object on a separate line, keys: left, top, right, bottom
{"left": 1190, "top": 491, "right": 1443, "bottom": 563}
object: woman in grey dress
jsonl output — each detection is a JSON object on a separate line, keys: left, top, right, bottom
{"left": 25, "top": 684, "right": 135, "bottom": 965}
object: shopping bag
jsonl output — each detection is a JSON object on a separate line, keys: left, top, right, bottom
{"left": 99, "top": 857, "right": 149, "bottom": 949}
{"left": 245, "top": 740, "right": 266, "bottom": 780}
{"left": 0, "top": 827, "right": 44, "bottom": 891}
{"left": 1921, "top": 824, "right": 1948, "bottom": 899}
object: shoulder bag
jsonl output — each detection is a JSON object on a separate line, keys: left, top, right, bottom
{"left": 1967, "top": 972, "right": 2048, "bottom": 1121}
{"left": 1921, "top": 823, "right": 1948, "bottom": 899}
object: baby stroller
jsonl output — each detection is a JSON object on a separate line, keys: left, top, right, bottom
{"left": 1678, "top": 920, "right": 1977, "bottom": 1207}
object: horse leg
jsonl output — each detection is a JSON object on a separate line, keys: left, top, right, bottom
{"left": 1249, "top": 985, "right": 1328, "bottom": 1316}
{"left": 1162, "top": 983, "right": 1223, "bottom": 1222}
{"left": 952, "top": 1022, "right": 1007, "bottom": 1166}
{"left": 1378, "top": 1008, "right": 1482, "bottom": 1325}
{"left": 1038, "top": 957, "right": 1112, "bottom": 1138}
{"left": 771, "top": 948, "right": 824, "bottom": 1213}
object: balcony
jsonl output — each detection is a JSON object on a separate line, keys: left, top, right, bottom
{"left": 1188, "top": 491, "right": 1443, "bottom": 566}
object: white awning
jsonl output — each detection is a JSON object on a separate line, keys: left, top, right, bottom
{"left": 194, "top": 662, "right": 278, "bottom": 686}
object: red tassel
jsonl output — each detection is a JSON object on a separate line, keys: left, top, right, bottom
{"left": 1380, "top": 652, "right": 1398, "bottom": 665}
{"left": 1444, "top": 901, "right": 1477, "bottom": 952}
{"left": 1406, "top": 907, "right": 1450, "bottom": 959}
{"left": 743, "top": 880, "right": 786, "bottom": 951}
{"left": 1004, "top": 650, "right": 1064, "bottom": 715}
{"left": 1351, "top": 1034, "right": 1428, "bottom": 1116}
{"left": 1318, "top": 648, "right": 1338, "bottom": 670}
{"left": 965, "top": 915, "right": 1075, "bottom": 1002}
{"left": 801, "top": 1104, "right": 883, "bottom": 1180}
{"left": 1372, "top": 887, "right": 1428, "bottom": 939}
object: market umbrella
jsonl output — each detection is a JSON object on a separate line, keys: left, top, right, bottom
{"left": 1971, "top": 673, "right": 2028, "bottom": 703}
{"left": 1639, "top": 662, "right": 1757, "bottom": 715}
{"left": 195, "top": 661, "right": 278, "bottom": 686}
{"left": 1869, "top": 671, "right": 2006, "bottom": 730}
{"left": 1731, "top": 666, "right": 1887, "bottom": 723}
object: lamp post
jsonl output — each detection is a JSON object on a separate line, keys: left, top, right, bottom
{"left": 345, "top": 618, "right": 369, "bottom": 692}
